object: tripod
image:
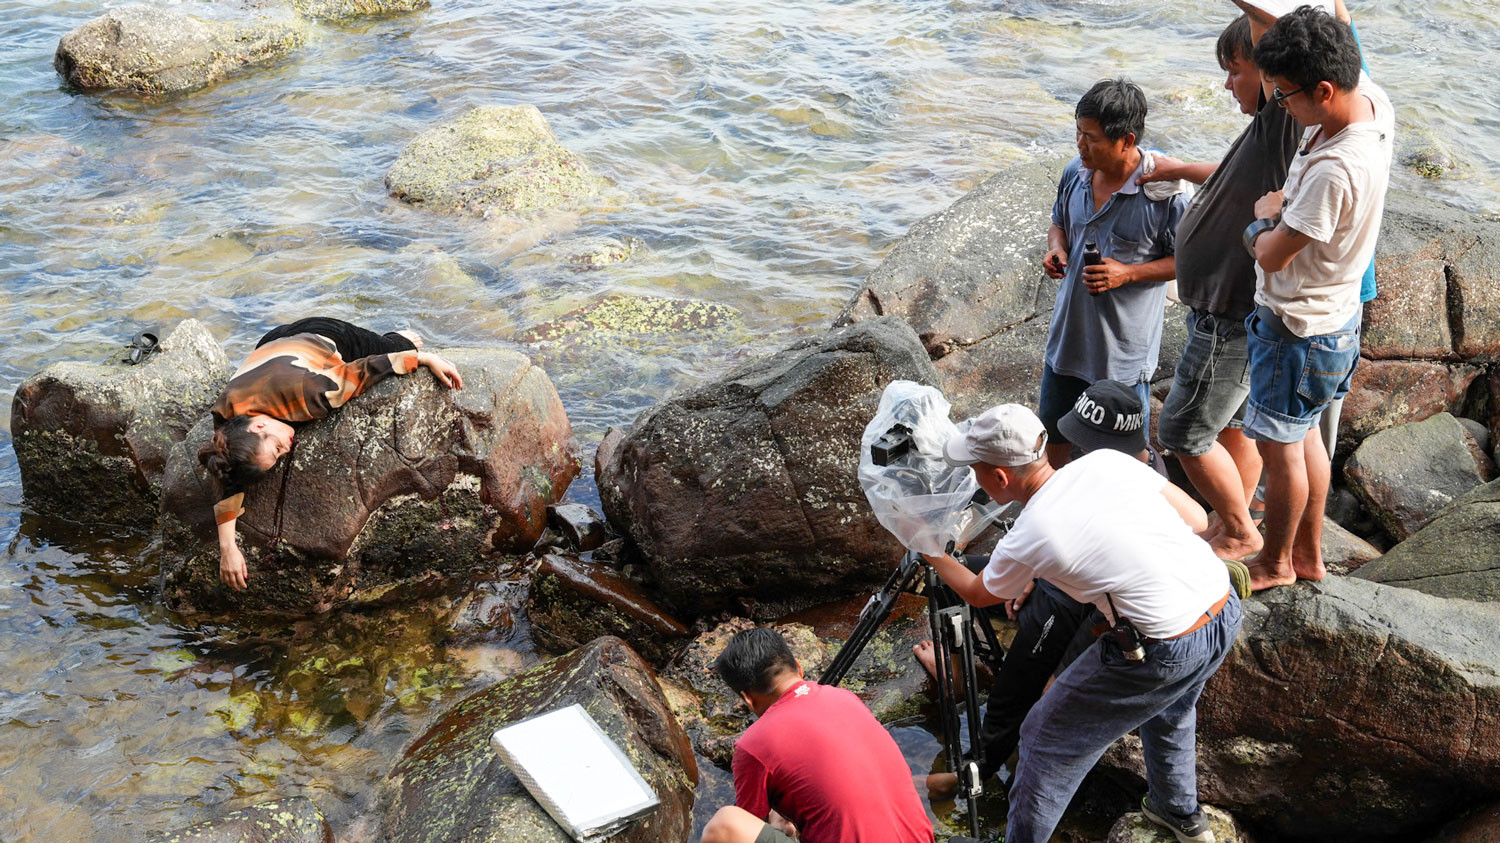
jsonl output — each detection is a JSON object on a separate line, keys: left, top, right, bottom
{"left": 820, "top": 548, "right": 1006, "bottom": 839}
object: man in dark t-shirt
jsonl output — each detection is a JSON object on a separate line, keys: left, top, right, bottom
{"left": 700, "top": 628, "right": 935, "bottom": 843}
{"left": 1146, "top": 14, "right": 1301, "bottom": 562}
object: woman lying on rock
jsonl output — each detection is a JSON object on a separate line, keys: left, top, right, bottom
{"left": 198, "top": 317, "right": 464, "bottom": 591}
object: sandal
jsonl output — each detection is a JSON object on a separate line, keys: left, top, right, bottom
{"left": 123, "top": 329, "right": 160, "bottom": 365}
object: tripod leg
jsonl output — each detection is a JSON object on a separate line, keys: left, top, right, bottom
{"left": 820, "top": 551, "right": 925, "bottom": 687}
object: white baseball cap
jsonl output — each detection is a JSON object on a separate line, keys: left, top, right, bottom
{"left": 942, "top": 404, "right": 1049, "bottom": 467}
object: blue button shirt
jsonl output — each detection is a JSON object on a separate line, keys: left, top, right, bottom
{"left": 1046, "top": 155, "right": 1189, "bottom": 384}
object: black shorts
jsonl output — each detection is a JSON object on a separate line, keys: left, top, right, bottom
{"left": 256, "top": 317, "right": 415, "bottom": 362}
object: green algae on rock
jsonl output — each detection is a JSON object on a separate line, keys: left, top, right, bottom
{"left": 527, "top": 553, "right": 690, "bottom": 665}
{"left": 11, "top": 319, "right": 229, "bottom": 528}
{"left": 517, "top": 294, "right": 741, "bottom": 346}
{"left": 54, "top": 5, "right": 309, "bottom": 97}
{"left": 376, "top": 636, "right": 695, "bottom": 842}
{"left": 145, "top": 796, "right": 330, "bottom": 843}
{"left": 288, "top": 0, "right": 429, "bottom": 23}
{"left": 385, "top": 106, "right": 607, "bottom": 219}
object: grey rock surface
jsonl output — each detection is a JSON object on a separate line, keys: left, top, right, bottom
{"left": 1344, "top": 413, "right": 1492, "bottom": 540}
{"left": 146, "top": 797, "right": 330, "bottom": 843}
{"left": 1106, "top": 805, "right": 1255, "bottom": 843}
{"left": 596, "top": 317, "right": 939, "bottom": 615}
{"left": 1353, "top": 477, "right": 1500, "bottom": 602}
{"left": 11, "top": 319, "right": 228, "bottom": 528}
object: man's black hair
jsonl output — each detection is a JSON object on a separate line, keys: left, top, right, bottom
{"left": 1216, "top": 15, "right": 1254, "bottom": 70}
{"left": 1254, "top": 5, "right": 1362, "bottom": 92}
{"left": 1075, "top": 78, "right": 1147, "bottom": 142}
{"left": 713, "top": 627, "right": 799, "bottom": 695}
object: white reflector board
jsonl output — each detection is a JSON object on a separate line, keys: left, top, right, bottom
{"left": 490, "top": 703, "right": 660, "bottom": 841}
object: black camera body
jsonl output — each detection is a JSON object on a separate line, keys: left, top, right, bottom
{"left": 870, "top": 423, "right": 914, "bottom": 466}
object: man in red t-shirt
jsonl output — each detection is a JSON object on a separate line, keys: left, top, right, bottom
{"left": 700, "top": 628, "right": 936, "bottom": 843}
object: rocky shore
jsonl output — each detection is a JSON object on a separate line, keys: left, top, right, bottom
{"left": 15, "top": 156, "right": 1500, "bottom": 840}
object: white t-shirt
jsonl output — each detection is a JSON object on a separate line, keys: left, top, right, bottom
{"left": 1255, "top": 76, "right": 1395, "bottom": 337}
{"left": 981, "top": 450, "right": 1229, "bottom": 639}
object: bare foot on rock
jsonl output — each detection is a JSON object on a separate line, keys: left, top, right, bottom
{"left": 1245, "top": 555, "right": 1297, "bottom": 592}
{"left": 1209, "top": 528, "right": 1263, "bottom": 562}
{"left": 1291, "top": 550, "right": 1326, "bottom": 582}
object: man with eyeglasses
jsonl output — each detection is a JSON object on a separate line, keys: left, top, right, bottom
{"left": 1240, "top": 7, "right": 1394, "bottom": 591}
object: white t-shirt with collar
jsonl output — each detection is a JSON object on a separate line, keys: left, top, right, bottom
{"left": 1255, "top": 75, "right": 1395, "bottom": 337}
{"left": 981, "top": 449, "right": 1229, "bottom": 639}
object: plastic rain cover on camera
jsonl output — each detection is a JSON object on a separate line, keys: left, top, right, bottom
{"left": 490, "top": 703, "right": 660, "bottom": 841}
{"left": 859, "top": 381, "right": 1002, "bottom": 555}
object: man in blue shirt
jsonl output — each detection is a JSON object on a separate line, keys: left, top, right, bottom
{"left": 1040, "top": 78, "right": 1190, "bottom": 467}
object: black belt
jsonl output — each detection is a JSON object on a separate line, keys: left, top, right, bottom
{"left": 1254, "top": 304, "right": 1304, "bottom": 341}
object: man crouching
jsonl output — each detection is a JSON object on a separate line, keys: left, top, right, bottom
{"left": 921, "top": 405, "right": 1242, "bottom": 843}
{"left": 700, "top": 628, "right": 935, "bottom": 843}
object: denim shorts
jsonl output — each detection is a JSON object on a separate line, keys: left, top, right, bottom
{"left": 1038, "top": 364, "right": 1150, "bottom": 445}
{"left": 1243, "top": 309, "right": 1361, "bottom": 444}
{"left": 1157, "top": 309, "right": 1251, "bottom": 457}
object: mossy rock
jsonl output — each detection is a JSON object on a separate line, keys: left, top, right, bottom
{"left": 146, "top": 796, "right": 330, "bottom": 843}
{"left": 517, "top": 294, "right": 741, "bottom": 346}
{"left": 289, "top": 0, "right": 429, "bottom": 22}
{"left": 376, "top": 636, "right": 696, "bottom": 842}
{"left": 386, "top": 106, "right": 606, "bottom": 219}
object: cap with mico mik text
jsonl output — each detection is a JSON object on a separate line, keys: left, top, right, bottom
{"left": 942, "top": 404, "right": 1049, "bottom": 467}
{"left": 1057, "top": 380, "right": 1147, "bottom": 457}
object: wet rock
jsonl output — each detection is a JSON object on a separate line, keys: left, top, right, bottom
{"left": 546, "top": 503, "right": 609, "bottom": 552}
{"left": 1344, "top": 413, "right": 1493, "bottom": 541}
{"left": 54, "top": 5, "right": 308, "bottom": 96}
{"left": 1363, "top": 192, "right": 1500, "bottom": 362}
{"left": 1185, "top": 578, "right": 1500, "bottom": 840}
{"left": 517, "top": 294, "right": 740, "bottom": 346}
{"left": 596, "top": 318, "right": 938, "bottom": 614}
{"left": 288, "top": 0, "right": 429, "bottom": 22}
{"left": 1401, "top": 131, "right": 1470, "bottom": 180}
{"left": 659, "top": 609, "right": 931, "bottom": 767}
{"left": 159, "top": 347, "right": 578, "bottom": 618}
{"left": 376, "top": 636, "right": 696, "bottom": 842}
{"left": 1106, "top": 805, "right": 1253, "bottom": 843}
{"left": 11, "top": 319, "right": 228, "bottom": 528}
{"left": 386, "top": 106, "right": 606, "bottom": 219}
{"left": 1320, "top": 516, "right": 1382, "bottom": 575}
{"left": 1340, "top": 359, "right": 1481, "bottom": 451}
{"left": 527, "top": 553, "right": 689, "bottom": 664}
{"left": 1353, "top": 477, "right": 1500, "bottom": 602}
{"left": 146, "top": 796, "right": 330, "bottom": 842}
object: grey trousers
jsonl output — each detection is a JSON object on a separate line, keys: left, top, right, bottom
{"left": 1003, "top": 592, "right": 1243, "bottom": 843}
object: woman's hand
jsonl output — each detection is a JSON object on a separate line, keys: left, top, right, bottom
{"left": 220, "top": 542, "right": 249, "bottom": 591}
{"left": 419, "top": 353, "right": 464, "bottom": 390}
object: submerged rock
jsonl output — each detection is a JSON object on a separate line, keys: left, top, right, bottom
{"left": 1344, "top": 413, "right": 1493, "bottom": 541}
{"left": 1108, "top": 577, "right": 1500, "bottom": 840}
{"left": 517, "top": 294, "right": 740, "bottom": 346}
{"left": 146, "top": 796, "right": 330, "bottom": 843}
{"left": 11, "top": 319, "right": 228, "bottom": 528}
{"left": 596, "top": 318, "right": 938, "bottom": 615}
{"left": 386, "top": 106, "right": 606, "bottom": 219}
{"left": 159, "top": 347, "right": 578, "bottom": 618}
{"left": 659, "top": 608, "right": 931, "bottom": 767}
{"left": 376, "top": 636, "right": 696, "bottom": 842}
{"left": 288, "top": 0, "right": 428, "bottom": 22}
{"left": 1354, "top": 477, "right": 1500, "bottom": 602}
{"left": 54, "top": 5, "right": 308, "bottom": 96}
{"left": 527, "top": 553, "right": 689, "bottom": 664}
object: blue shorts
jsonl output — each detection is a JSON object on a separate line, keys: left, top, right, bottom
{"left": 1157, "top": 309, "right": 1251, "bottom": 458}
{"left": 1243, "top": 310, "right": 1360, "bottom": 444}
{"left": 1038, "top": 364, "right": 1150, "bottom": 446}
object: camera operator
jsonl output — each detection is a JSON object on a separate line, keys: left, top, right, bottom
{"left": 921, "top": 404, "right": 1241, "bottom": 843}
{"left": 700, "top": 628, "right": 935, "bottom": 843}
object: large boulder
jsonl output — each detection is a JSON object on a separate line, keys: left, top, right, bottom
{"left": 1183, "top": 578, "right": 1500, "bottom": 840}
{"left": 11, "top": 320, "right": 228, "bottom": 528}
{"left": 1363, "top": 192, "right": 1500, "bottom": 362}
{"left": 1353, "top": 478, "right": 1500, "bottom": 602}
{"left": 376, "top": 636, "right": 696, "bottom": 842}
{"left": 1344, "top": 413, "right": 1494, "bottom": 540}
{"left": 526, "top": 553, "right": 690, "bottom": 665}
{"left": 386, "top": 106, "right": 606, "bottom": 219}
{"left": 159, "top": 347, "right": 578, "bottom": 618}
{"left": 832, "top": 158, "right": 1187, "bottom": 417}
{"left": 54, "top": 5, "right": 308, "bottom": 96}
{"left": 147, "top": 797, "right": 330, "bottom": 843}
{"left": 1340, "top": 359, "right": 1482, "bottom": 450}
{"left": 595, "top": 317, "right": 938, "bottom": 616}
{"left": 1427, "top": 801, "right": 1500, "bottom": 842}
{"left": 659, "top": 608, "right": 931, "bottom": 767}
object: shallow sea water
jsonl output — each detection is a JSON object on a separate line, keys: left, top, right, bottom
{"left": 1, "top": 0, "right": 1497, "bottom": 839}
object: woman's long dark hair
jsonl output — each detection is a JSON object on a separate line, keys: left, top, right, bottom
{"left": 198, "top": 415, "right": 270, "bottom": 493}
